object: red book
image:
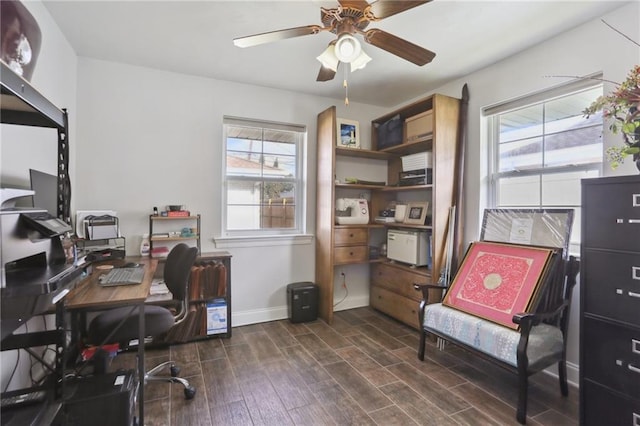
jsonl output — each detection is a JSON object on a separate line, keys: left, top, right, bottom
{"left": 167, "top": 210, "right": 190, "bottom": 217}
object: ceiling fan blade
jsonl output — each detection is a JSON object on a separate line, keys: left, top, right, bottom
{"left": 367, "top": 0, "right": 431, "bottom": 20}
{"left": 338, "top": 0, "right": 371, "bottom": 11}
{"left": 234, "top": 25, "right": 324, "bottom": 48}
{"left": 317, "top": 64, "right": 338, "bottom": 82}
{"left": 364, "top": 28, "right": 435, "bottom": 66}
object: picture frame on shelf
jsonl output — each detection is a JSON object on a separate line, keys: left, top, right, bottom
{"left": 336, "top": 118, "right": 360, "bottom": 149}
{"left": 404, "top": 202, "right": 429, "bottom": 225}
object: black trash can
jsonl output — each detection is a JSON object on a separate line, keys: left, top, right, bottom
{"left": 286, "top": 282, "right": 319, "bottom": 323}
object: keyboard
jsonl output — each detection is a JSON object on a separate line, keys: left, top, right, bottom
{"left": 99, "top": 267, "right": 145, "bottom": 286}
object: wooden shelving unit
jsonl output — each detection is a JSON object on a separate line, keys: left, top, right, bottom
{"left": 315, "top": 93, "right": 460, "bottom": 327}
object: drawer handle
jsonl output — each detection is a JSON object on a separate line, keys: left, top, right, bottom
{"left": 629, "top": 219, "right": 640, "bottom": 224}
{"left": 633, "top": 266, "right": 640, "bottom": 281}
{"left": 629, "top": 364, "right": 640, "bottom": 374}
{"left": 633, "top": 339, "right": 640, "bottom": 355}
{"left": 634, "top": 193, "right": 640, "bottom": 207}
{"left": 629, "top": 291, "right": 640, "bottom": 299}
{"left": 349, "top": 233, "right": 354, "bottom": 238}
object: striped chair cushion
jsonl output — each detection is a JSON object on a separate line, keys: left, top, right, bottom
{"left": 423, "top": 303, "right": 563, "bottom": 368}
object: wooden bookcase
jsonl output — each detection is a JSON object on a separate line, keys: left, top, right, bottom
{"left": 315, "top": 94, "right": 460, "bottom": 327}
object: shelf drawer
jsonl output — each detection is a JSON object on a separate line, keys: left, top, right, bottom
{"left": 583, "top": 249, "right": 640, "bottom": 327}
{"left": 334, "top": 228, "right": 368, "bottom": 246}
{"left": 371, "top": 263, "right": 427, "bottom": 301}
{"left": 370, "top": 285, "right": 420, "bottom": 329}
{"left": 582, "top": 380, "right": 640, "bottom": 426}
{"left": 583, "top": 178, "right": 640, "bottom": 252}
{"left": 334, "top": 245, "right": 368, "bottom": 264}
{"left": 582, "top": 317, "right": 640, "bottom": 397}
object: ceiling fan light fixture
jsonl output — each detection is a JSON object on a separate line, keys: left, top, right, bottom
{"left": 316, "top": 44, "right": 339, "bottom": 72}
{"left": 334, "top": 34, "right": 361, "bottom": 63}
{"left": 350, "top": 50, "right": 372, "bottom": 72}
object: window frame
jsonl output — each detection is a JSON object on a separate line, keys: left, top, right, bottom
{"left": 221, "top": 116, "right": 307, "bottom": 240}
{"left": 485, "top": 76, "right": 604, "bottom": 254}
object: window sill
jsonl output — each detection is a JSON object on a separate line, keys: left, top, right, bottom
{"left": 213, "top": 234, "right": 314, "bottom": 249}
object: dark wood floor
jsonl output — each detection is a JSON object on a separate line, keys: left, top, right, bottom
{"left": 110, "top": 307, "right": 578, "bottom": 426}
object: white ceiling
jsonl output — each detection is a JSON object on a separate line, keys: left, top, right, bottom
{"left": 42, "top": 0, "right": 627, "bottom": 107}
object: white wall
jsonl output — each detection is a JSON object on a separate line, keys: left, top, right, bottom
{"left": 73, "top": 58, "right": 386, "bottom": 326}
{"left": 394, "top": 2, "right": 639, "bottom": 385}
{"left": 0, "top": 1, "right": 78, "bottom": 392}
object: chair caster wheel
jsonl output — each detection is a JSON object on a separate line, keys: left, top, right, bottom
{"left": 184, "top": 386, "right": 196, "bottom": 400}
{"left": 170, "top": 365, "right": 180, "bottom": 377}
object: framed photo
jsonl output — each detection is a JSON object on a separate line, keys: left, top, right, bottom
{"left": 443, "top": 241, "right": 555, "bottom": 329}
{"left": 404, "top": 202, "right": 428, "bottom": 225}
{"left": 336, "top": 118, "right": 360, "bottom": 149}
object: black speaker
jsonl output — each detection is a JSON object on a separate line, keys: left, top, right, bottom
{"left": 287, "top": 282, "right": 319, "bottom": 323}
{"left": 57, "top": 370, "right": 136, "bottom": 426}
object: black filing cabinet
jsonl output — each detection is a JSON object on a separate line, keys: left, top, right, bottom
{"left": 580, "top": 175, "right": 640, "bottom": 425}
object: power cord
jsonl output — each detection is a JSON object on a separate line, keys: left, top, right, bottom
{"left": 333, "top": 271, "right": 348, "bottom": 308}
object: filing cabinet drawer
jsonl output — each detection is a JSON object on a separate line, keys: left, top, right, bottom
{"left": 371, "top": 263, "right": 429, "bottom": 301}
{"left": 334, "top": 245, "right": 368, "bottom": 264}
{"left": 583, "top": 317, "right": 640, "bottom": 397}
{"left": 582, "top": 179, "right": 640, "bottom": 252}
{"left": 334, "top": 228, "right": 368, "bottom": 246}
{"left": 583, "top": 249, "right": 640, "bottom": 327}
{"left": 582, "top": 380, "right": 640, "bottom": 426}
{"left": 370, "top": 285, "right": 420, "bottom": 329}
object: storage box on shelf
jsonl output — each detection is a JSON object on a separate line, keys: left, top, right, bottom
{"left": 315, "top": 93, "right": 460, "bottom": 327}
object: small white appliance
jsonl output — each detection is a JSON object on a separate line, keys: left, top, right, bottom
{"left": 387, "top": 229, "right": 429, "bottom": 267}
{"left": 335, "top": 198, "right": 369, "bottom": 225}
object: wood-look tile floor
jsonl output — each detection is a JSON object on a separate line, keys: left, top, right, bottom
{"left": 110, "top": 307, "right": 578, "bottom": 426}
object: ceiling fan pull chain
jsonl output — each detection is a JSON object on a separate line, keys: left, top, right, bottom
{"left": 343, "top": 66, "right": 349, "bottom": 106}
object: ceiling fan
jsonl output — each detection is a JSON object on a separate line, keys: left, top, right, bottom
{"left": 233, "top": 0, "right": 436, "bottom": 82}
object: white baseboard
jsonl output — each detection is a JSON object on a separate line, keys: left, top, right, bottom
{"left": 231, "top": 296, "right": 369, "bottom": 327}
{"left": 543, "top": 360, "right": 579, "bottom": 389}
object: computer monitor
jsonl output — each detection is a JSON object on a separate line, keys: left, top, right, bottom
{"left": 29, "top": 169, "right": 58, "bottom": 216}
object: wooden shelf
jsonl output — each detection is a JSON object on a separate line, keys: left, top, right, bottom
{"left": 150, "top": 215, "right": 199, "bottom": 220}
{"left": 150, "top": 236, "right": 198, "bottom": 242}
{"left": 381, "top": 184, "right": 432, "bottom": 192}
{"left": 336, "top": 147, "right": 391, "bottom": 160}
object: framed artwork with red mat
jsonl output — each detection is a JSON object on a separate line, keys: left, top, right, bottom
{"left": 443, "top": 241, "right": 555, "bottom": 329}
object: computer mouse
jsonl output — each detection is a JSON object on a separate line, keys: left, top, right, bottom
{"left": 123, "top": 262, "right": 140, "bottom": 268}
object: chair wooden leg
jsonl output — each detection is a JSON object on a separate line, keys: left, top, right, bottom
{"left": 417, "top": 330, "right": 426, "bottom": 361}
{"left": 558, "top": 359, "right": 569, "bottom": 396}
{"left": 517, "top": 372, "right": 528, "bottom": 424}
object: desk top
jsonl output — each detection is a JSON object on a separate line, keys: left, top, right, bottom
{"left": 65, "top": 258, "right": 158, "bottom": 310}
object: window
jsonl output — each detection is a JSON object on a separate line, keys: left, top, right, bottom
{"left": 486, "top": 78, "right": 604, "bottom": 253}
{"left": 222, "top": 117, "right": 306, "bottom": 238}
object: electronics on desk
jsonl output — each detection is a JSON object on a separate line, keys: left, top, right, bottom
{"left": 20, "top": 211, "right": 72, "bottom": 237}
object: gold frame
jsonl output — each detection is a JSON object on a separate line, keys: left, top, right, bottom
{"left": 404, "top": 202, "right": 429, "bottom": 225}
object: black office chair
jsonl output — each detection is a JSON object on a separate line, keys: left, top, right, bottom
{"left": 87, "top": 243, "right": 199, "bottom": 399}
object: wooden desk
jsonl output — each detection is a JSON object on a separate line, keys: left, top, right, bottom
{"left": 65, "top": 257, "right": 158, "bottom": 425}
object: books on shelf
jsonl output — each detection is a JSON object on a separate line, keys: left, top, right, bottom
{"left": 166, "top": 210, "right": 190, "bottom": 217}
{"left": 150, "top": 246, "right": 169, "bottom": 258}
